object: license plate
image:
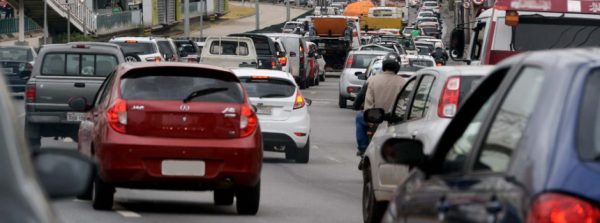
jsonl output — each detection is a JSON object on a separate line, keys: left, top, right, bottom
{"left": 2, "top": 67, "right": 13, "bottom": 74}
{"left": 256, "top": 106, "right": 272, "bottom": 115}
{"left": 161, "top": 160, "right": 205, "bottom": 176}
{"left": 66, "top": 112, "right": 86, "bottom": 122}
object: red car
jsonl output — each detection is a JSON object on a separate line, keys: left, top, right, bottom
{"left": 70, "top": 63, "right": 262, "bottom": 215}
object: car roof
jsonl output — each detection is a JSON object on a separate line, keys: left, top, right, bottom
{"left": 262, "top": 33, "right": 304, "bottom": 38}
{"left": 114, "top": 62, "right": 234, "bottom": 77}
{"left": 39, "top": 44, "right": 124, "bottom": 55}
{"left": 67, "top": 42, "right": 121, "bottom": 50}
{"left": 110, "top": 37, "right": 163, "bottom": 42}
{"left": 349, "top": 50, "right": 390, "bottom": 55}
{"left": 417, "top": 65, "right": 495, "bottom": 78}
{"left": 232, "top": 68, "right": 294, "bottom": 81}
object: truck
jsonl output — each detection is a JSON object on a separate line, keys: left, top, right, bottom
{"left": 450, "top": 0, "right": 600, "bottom": 65}
{"left": 309, "top": 16, "right": 359, "bottom": 70}
{"left": 360, "top": 7, "right": 406, "bottom": 31}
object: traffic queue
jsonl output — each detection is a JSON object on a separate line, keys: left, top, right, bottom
{"left": 0, "top": 0, "right": 599, "bottom": 221}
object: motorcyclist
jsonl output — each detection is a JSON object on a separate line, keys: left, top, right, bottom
{"left": 354, "top": 53, "right": 406, "bottom": 156}
{"left": 431, "top": 47, "right": 449, "bottom": 65}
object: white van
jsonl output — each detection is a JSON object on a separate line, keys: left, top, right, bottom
{"left": 199, "top": 37, "right": 258, "bottom": 68}
{"left": 264, "top": 33, "right": 310, "bottom": 89}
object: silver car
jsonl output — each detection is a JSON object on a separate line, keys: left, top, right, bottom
{"left": 358, "top": 66, "right": 493, "bottom": 222}
{"left": 338, "top": 50, "right": 389, "bottom": 108}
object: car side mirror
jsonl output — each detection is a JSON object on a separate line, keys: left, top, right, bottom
{"left": 68, "top": 97, "right": 90, "bottom": 112}
{"left": 355, "top": 71, "right": 367, "bottom": 80}
{"left": 290, "top": 52, "right": 297, "bottom": 57}
{"left": 381, "top": 138, "right": 425, "bottom": 167}
{"left": 363, "top": 108, "right": 386, "bottom": 124}
{"left": 32, "top": 149, "right": 94, "bottom": 199}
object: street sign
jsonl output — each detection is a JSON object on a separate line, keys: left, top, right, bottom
{"left": 463, "top": 0, "right": 471, "bottom": 8}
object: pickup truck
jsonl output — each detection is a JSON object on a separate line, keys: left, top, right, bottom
{"left": 0, "top": 45, "right": 37, "bottom": 95}
{"left": 24, "top": 43, "right": 124, "bottom": 149}
{"left": 199, "top": 37, "right": 258, "bottom": 69}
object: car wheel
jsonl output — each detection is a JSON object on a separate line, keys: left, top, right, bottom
{"left": 315, "top": 75, "right": 320, "bottom": 86}
{"left": 295, "top": 138, "right": 310, "bottom": 164}
{"left": 338, "top": 95, "right": 347, "bottom": 108}
{"left": 92, "top": 175, "right": 115, "bottom": 210}
{"left": 236, "top": 181, "right": 260, "bottom": 215}
{"left": 319, "top": 71, "right": 325, "bottom": 82}
{"left": 77, "top": 175, "right": 94, "bottom": 200}
{"left": 362, "top": 166, "right": 387, "bottom": 223}
{"left": 25, "top": 122, "right": 41, "bottom": 150}
{"left": 124, "top": 54, "right": 141, "bottom": 62}
{"left": 285, "top": 145, "right": 296, "bottom": 160}
{"left": 214, "top": 189, "right": 234, "bottom": 206}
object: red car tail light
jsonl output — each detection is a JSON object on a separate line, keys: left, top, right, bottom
{"left": 107, "top": 98, "right": 127, "bottom": 134}
{"left": 187, "top": 58, "right": 196, "bottom": 63}
{"left": 527, "top": 193, "right": 600, "bottom": 223}
{"left": 279, "top": 56, "right": 288, "bottom": 66}
{"left": 293, "top": 90, "right": 305, "bottom": 109}
{"left": 438, "top": 76, "right": 460, "bottom": 118}
{"left": 272, "top": 61, "right": 276, "bottom": 69}
{"left": 240, "top": 104, "right": 258, "bottom": 137}
{"left": 346, "top": 56, "right": 353, "bottom": 68}
{"left": 26, "top": 84, "right": 36, "bottom": 102}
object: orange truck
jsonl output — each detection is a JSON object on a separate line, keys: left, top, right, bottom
{"left": 309, "top": 16, "right": 356, "bottom": 70}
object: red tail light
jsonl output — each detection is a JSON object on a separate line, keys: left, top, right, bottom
{"left": 240, "top": 104, "right": 258, "bottom": 137}
{"left": 527, "top": 193, "right": 600, "bottom": 223}
{"left": 26, "top": 84, "right": 36, "bottom": 102}
{"left": 107, "top": 98, "right": 127, "bottom": 134}
{"left": 346, "top": 56, "right": 354, "bottom": 68}
{"left": 438, "top": 76, "right": 460, "bottom": 118}
{"left": 146, "top": 57, "right": 161, "bottom": 62}
{"left": 278, "top": 56, "right": 288, "bottom": 66}
{"left": 26, "top": 62, "right": 33, "bottom": 71}
{"left": 272, "top": 60, "right": 276, "bottom": 69}
{"left": 293, "top": 90, "right": 306, "bottom": 109}
{"left": 188, "top": 58, "right": 196, "bottom": 63}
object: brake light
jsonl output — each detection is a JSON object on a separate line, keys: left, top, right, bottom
{"left": 145, "top": 57, "right": 161, "bottom": 62}
{"left": 293, "top": 90, "right": 305, "bottom": 109}
{"left": 240, "top": 104, "right": 258, "bottom": 137}
{"left": 278, "top": 56, "right": 287, "bottom": 66}
{"left": 26, "top": 62, "right": 33, "bottom": 71}
{"left": 272, "top": 61, "right": 276, "bottom": 69}
{"left": 251, "top": 75, "right": 270, "bottom": 80}
{"left": 527, "top": 193, "right": 600, "bottom": 223}
{"left": 107, "top": 98, "right": 127, "bottom": 134}
{"left": 125, "top": 40, "right": 138, "bottom": 43}
{"left": 438, "top": 76, "right": 460, "bottom": 118}
{"left": 346, "top": 56, "right": 353, "bottom": 68}
{"left": 26, "top": 84, "right": 36, "bottom": 102}
{"left": 72, "top": 44, "right": 89, "bottom": 49}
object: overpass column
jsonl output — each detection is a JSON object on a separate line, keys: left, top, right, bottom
{"left": 18, "top": 0, "right": 24, "bottom": 42}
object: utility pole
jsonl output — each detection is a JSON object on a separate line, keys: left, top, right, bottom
{"left": 286, "top": 1, "right": 290, "bottom": 21}
{"left": 184, "top": 0, "right": 190, "bottom": 37}
{"left": 44, "top": 0, "right": 48, "bottom": 44}
{"left": 18, "top": 0, "right": 24, "bottom": 42}
{"left": 255, "top": 0, "right": 259, "bottom": 30}
{"left": 199, "top": 0, "right": 204, "bottom": 39}
{"left": 67, "top": 0, "right": 71, "bottom": 43}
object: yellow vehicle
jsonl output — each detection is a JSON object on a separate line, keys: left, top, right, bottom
{"left": 360, "top": 7, "right": 404, "bottom": 31}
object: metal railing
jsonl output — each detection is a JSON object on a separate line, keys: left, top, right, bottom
{"left": 48, "top": 0, "right": 97, "bottom": 33}
{"left": 96, "top": 10, "right": 142, "bottom": 32}
{"left": 0, "top": 17, "right": 42, "bottom": 35}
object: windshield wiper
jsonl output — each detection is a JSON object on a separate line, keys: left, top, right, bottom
{"left": 259, "top": 93, "right": 288, "bottom": 98}
{"left": 182, "top": 88, "right": 228, "bottom": 103}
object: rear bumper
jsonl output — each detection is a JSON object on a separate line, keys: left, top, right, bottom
{"left": 260, "top": 113, "right": 310, "bottom": 150}
{"left": 95, "top": 132, "right": 263, "bottom": 190}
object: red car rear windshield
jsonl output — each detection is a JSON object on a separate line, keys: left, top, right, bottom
{"left": 120, "top": 71, "right": 243, "bottom": 103}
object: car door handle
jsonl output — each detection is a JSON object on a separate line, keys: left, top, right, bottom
{"left": 74, "top": 82, "right": 86, "bottom": 88}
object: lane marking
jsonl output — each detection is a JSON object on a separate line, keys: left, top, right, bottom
{"left": 326, "top": 156, "right": 342, "bottom": 163}
{"left": 310, "top": 91, "right": 317, "bottom": 95}
{"left": 116, "top": 210, "right": 141, "bottom": 218}
{"left": 311, "top": 145, "right": 320, "bottom": 150}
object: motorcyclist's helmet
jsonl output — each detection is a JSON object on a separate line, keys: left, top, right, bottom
{"left": 382, "top": 53, "right": 401, "bottom": 73}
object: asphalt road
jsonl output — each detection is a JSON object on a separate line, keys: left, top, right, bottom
{"left": 14, "top": 76, "right": 365, "bottom": 223}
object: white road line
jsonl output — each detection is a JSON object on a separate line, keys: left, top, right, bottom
{"left": 326, "top": 156, "right": 342, "bottom": 163}
{"left": 311, "top": 145, "right": 320, "bottom": 150}
{"left": 116, "top": 210, "right": 141, "bottom": 218}
{"left": 310, "top": 91, "right": 317, "bottom": 95}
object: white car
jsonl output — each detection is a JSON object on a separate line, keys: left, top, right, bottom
{"left": 421, "top": 1, "right": 440, "bottom": 14}
{"left": 109, "top": 37, "right": 164, "bottom": 62}
{"left": 359, "top": 66, "right": 493, "bottom": 223}
{"left": 233, "top": 68, "right": 312, "bottom": 163}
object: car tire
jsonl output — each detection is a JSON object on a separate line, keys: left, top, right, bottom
{"left": 319, "top": 72, "right": 326, "bottom": 82}
{"left": 236, "top": 181, "right": 260, "bottom": 215}
{"left": 77, "top": 176, "right": 94, "bottom": 200}
{"left": 315, "top": 75, "right": 320, "bottom": 86}
{"left": 25, "top": 122, "right": 41, "bottom": 150}
{"left": 362, "top": 166, "right": 387, "bottom": 223}
{"left": 338, "top": 95, "right": 347, "bottom": 108}
{"left": 214, "top": 189, "right": 234, "bottom": 206}
{"left": 295, "top": 138, "right": 310, "bottom": 164}
{"left": 92, "top": 175, "right": 115, "bottom": 211}
{"left": 285, "top": 146, "right": 296, "bottom": 160}
{"left": 124, "top": 53, "right": 141, "bottom": 62}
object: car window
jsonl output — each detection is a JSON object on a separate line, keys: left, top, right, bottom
{"left": 41, "top": 53, "right": 117, "bottom": 76}
{"left": 239, "top": 77, "right": 296, "bottom": 98}
{"left": 474, "top": 67, "right": 545, "bottom": 172}
{"left": 441, "top": 93, "right": 496, "bottom": 175}
{"left": 393, "top": 78, "right": 417, "bottom": 120}
{"left": 176, "top": 42, "right": 197, "bottom": 54}
{"left": 578, "top": 69, "right": 600, "bottom": 161}
{"left": 351, "top": 54, "right": 381, "bottom": 68}
{"left": 113, "top": 42, "right": 156, "bottom": 55}
{"left": 94, "top": 73, "right": 115, "bottom": 107}
{"left": 120, "top": 73, "right": 244, "bottom": 103}
{"left": 210, "top": 41, "right": 250, "bottom": 56}
{"left": 157, "top": 41, "right": 174, "bottom": 56}
{"left": 409, "top": 75, "right": 435, "bottom": 120}
{"left": 0, "top": 47, "right": 33, "bottom": 61}
{"left": 251, "top": 37, "right": 272, "bottom": 56}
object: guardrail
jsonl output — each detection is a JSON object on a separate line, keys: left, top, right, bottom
{"left": 0, "top": 17, "right": 42, "bottom": 35}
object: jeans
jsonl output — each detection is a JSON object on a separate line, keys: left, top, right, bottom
{"left": 355, "top": 111, "right": 369, "bottom": 153}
